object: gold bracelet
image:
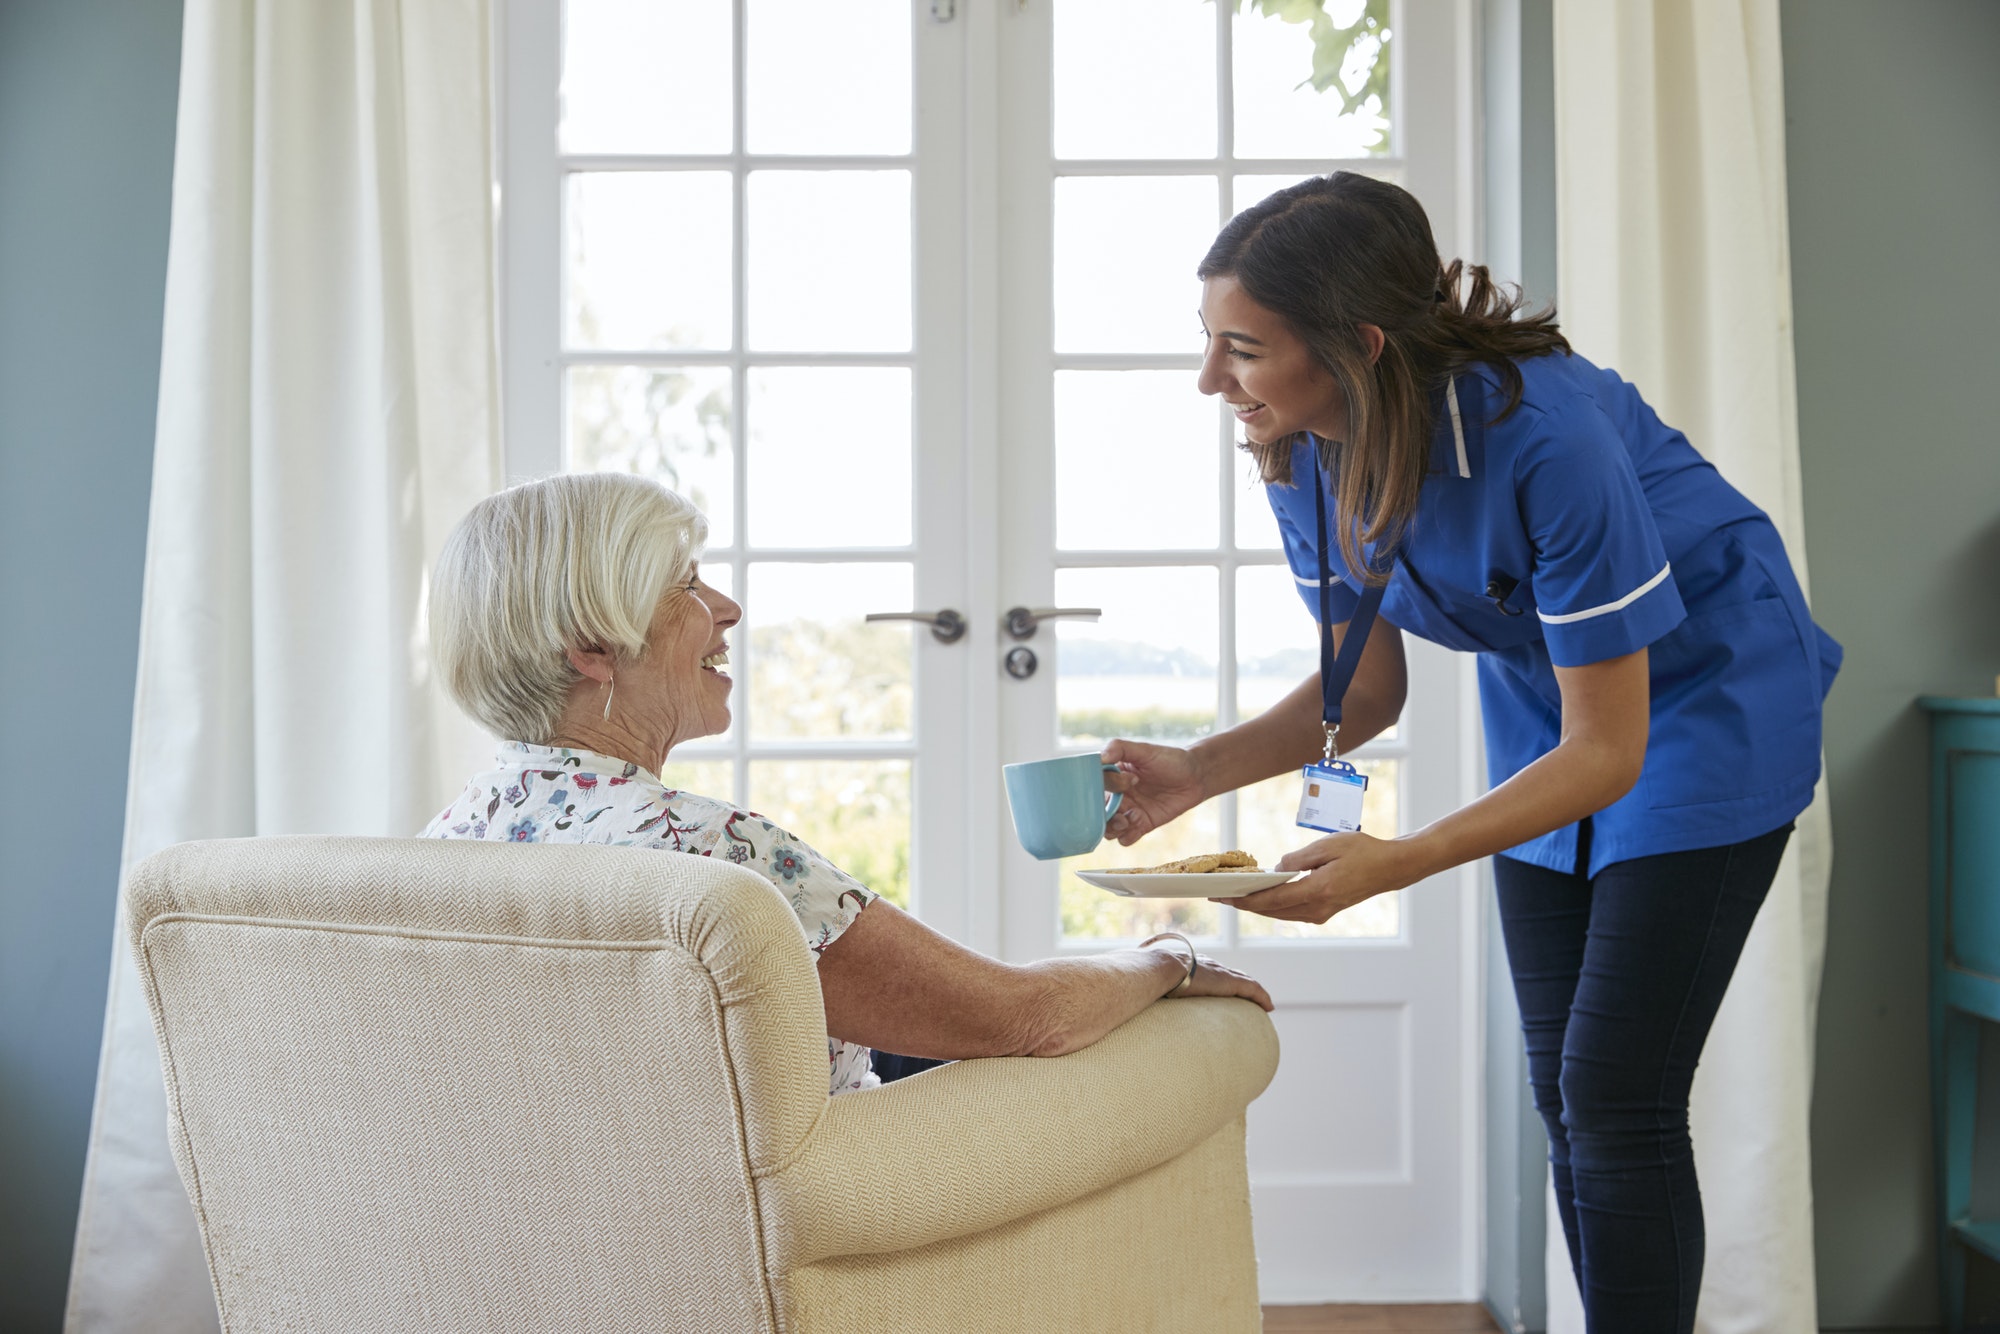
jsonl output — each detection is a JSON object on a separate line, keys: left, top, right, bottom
{"left": 1138, "top": 931, "right": 1199, "bottom": 997}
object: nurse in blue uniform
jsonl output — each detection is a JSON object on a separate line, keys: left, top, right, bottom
{"left": 1105, "top": 172, "right": 1839, "bottom": 1334}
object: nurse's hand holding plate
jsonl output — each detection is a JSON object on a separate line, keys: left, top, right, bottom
{"left": 1210, "top": 831, "right": 1426, "bottom": 925}
{"left": 1102, "top": 738, "right": 1209, "bottom": 846}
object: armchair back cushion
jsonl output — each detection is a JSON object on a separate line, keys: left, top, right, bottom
{"left": 129, "top": 836, "right": 826, "bottom": 1331}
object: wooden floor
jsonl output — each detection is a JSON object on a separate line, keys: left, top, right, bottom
{"left": 1260, "top": 1304, "right": 1501, "bottom": 1333}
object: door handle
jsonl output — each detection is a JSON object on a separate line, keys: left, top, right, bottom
{"left": 1003, "top": 606, "right": 1101, "bottom": 640}
{"left": 864, "top": 608, "right": 968, "bottom": 644}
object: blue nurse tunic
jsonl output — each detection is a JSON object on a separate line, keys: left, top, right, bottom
{"left": 1269, "top": 352, "right": 1841, "bottom": 877}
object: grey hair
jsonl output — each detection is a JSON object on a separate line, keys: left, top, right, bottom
{"left": 429, "top": 472, "right": 708, "bottom": 743}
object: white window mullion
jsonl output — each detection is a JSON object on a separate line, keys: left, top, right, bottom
{"left": 498, "top": 0, "right": 563, "bottom": 482}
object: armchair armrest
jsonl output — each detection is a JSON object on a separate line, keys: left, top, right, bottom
{"left": 756, "top": 997, "right": 1278, "bottom": 1268}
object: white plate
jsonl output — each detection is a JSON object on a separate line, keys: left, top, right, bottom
{"left": 1074, "top": 869, "right": 1297, "bottom": 899}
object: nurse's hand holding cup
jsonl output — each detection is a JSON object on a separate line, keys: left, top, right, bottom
{"left": 1102, "top": 738, "right": 1207, "bottom": 846}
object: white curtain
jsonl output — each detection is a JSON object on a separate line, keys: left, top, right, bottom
{"left": 64, "top": 1, "right": 499, "bottom": 1328}
{"left": 1548, "top": 1, "right": 1825, "bottom": 1331}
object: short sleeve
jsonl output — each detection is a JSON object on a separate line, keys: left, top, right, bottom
{"left": 745, "top": 820, "right": 877, "bottom": 954}
{"left": 1518, "top": 399, "right": 1686, "bottom": 666}
{"left": 635, "top": 795, "right": 877, "bottom": 954}
{"left": 1269, "top": 476, "right": 1362, "bottom": 627}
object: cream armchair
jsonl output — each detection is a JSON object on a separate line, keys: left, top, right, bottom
{"left": 127, "top": 835, "right": 1279, "bottom": 1332}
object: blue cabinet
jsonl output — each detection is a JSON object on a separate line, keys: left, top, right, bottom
{"left": 1924, "top": 695, "right": 2000, "bottom": 1333}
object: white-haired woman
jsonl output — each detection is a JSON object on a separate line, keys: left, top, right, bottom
{"left": 422, "top": 473, "right": 1271, "bottom": 1093}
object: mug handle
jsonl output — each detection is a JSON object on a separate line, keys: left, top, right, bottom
{"left": 1100, "top": 762, "right": 1124, "bottom": 823}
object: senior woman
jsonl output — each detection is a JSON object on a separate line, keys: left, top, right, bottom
{"left": 421, "top": 472, "right": 1271, "bottom": 1093}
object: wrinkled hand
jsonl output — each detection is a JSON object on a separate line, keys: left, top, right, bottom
{"left": 1102, "top": 739, "right": 1206, "bottom": 847}
{"left": 1153, "top": 951, "right": 1274, "bottom": 1011}
{"left": 1211, "top": 832, "right": 1421, "bottom": 925}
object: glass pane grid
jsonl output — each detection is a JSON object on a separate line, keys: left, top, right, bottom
{"left": 557, "top": 0, "right": 920, "bottom": 905}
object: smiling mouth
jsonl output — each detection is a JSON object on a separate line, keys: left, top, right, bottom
{"left": 701, "top": 648, "right": 729, "bottom": 672}
{"left": 1228, "top": 401, "right": 1266, "bottom": 418}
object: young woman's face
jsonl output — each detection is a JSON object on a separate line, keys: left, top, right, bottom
{"left": 1196, "top": 274, "right": 1348, "bottom": 445}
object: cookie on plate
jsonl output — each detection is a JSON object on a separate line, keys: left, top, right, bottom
{"left": 1103, "top": 850, "right": 1259, "bottom": 874}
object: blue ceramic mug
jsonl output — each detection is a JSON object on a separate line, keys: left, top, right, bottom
{"left": 1003, "top": 754, "right": 1124, "bottom": 860}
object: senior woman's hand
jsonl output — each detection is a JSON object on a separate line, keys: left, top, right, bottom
{"left": 817, "top": 900, "right": 1271, "bottom": 1063}
{"left": 1172, "top": 953, "right": 1272, "bottom": 1007}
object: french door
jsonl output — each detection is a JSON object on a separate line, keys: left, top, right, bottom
{"left": 501, "top": 0, "right": 1480, "bottom": 1302}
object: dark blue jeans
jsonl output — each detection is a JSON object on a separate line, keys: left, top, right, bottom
{"left": 1493, "top": 822, "right": 1793, "bottom": 1334}
{"left": 871, "top": 1051, "right": 950, "bottom": 1083}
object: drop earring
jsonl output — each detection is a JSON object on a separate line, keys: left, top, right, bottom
{"left": 601, "top": 673, "right": 616, "bottom": 721}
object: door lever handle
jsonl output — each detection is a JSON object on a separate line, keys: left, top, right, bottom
{"left": 1003, "top": 606, "right": 1101, "bottom": 640}
{"left": 864, "top": 608, "right": 968, "bottom": 644}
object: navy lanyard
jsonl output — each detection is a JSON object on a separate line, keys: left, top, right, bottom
{"left": 1313, "top": 456, "right": 1386, "bottom": 761}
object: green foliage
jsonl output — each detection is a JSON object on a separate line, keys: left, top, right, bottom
{"left": 1230, "top": 0, "right": 1392, "bottom": 150}
{"left": 1060, "top": 884, "right": 1220, "bottom": 941}
{"left": 749, "top": 619, "right": 913, "bottom": 739}
{"left": 1060, "top": 708, "right": 1215, "bottom": 745}
{"left": 570, "top": 365, "right": 730, "bottom": 504}
{"left": 740, "top": 617, "right": 914, "bottom": 906}
{"left": 766, "top": 762, "right": 912, "bottom": 909}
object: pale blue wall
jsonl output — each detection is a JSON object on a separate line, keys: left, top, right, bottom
{"left": 1785, "top": 2, "right": 2000, "bottom": 1328}
{"left": 0, "top": 0, "right": 181, "bottom": 1327}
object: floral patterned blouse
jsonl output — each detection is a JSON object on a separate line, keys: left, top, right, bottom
{"left": 421, "top": 741, "right": 880, "bottom": 1095}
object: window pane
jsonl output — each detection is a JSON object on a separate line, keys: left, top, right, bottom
{"left": 1055, "top": 176, "right": 1216, "bottom": 354}
{"left": 747, "top": 368, "right": 911, "bottom": 547}
{"left": 1056, "top": 371, "right": 1216, "bottom": 551}
{"left": 1232, "top": 169, "right": 1400, "bottom": 220}
{"left": 747, "top": 0, "right": 910, "bottom": 155}
{"left": 561, "top": 0, "right": 732, "bottom": 155}
{"left": 749, "top": 760, "right": 911, "bottom": 908}
{"left": 1232, "top": 0, "right": 1390, "bottom": 160}
{"left": 1234, "top": 445, "right": 1283, "bottom": 550}
{"left": 657, "top": 759, "right": 734, "bottom": 804}
{"left": 1061, "top": 794, "right": 1224, "bottom": 942}
{"left": 567, "top": 366, "right": 734, "bottom": 548}
{"left": 1237, "top": 563, "right": 1314, "bottom": 723}
{"left": 1236, "top": 764, "right": 1400, "bottom": 939}
{"left": 1057, "top": 566, "right": 1217, "bottom": 749}
{"left": 747, "top": 563, "right": 913, "bottom": 741}
{"left": 567, "top": 172, "right": 732, "bottom": 351}
{"left": 1235, "top": 563, "right": 1398, "bottom": 739}
{"left": 747, "top": 171, "right": 911, "bottom": 352}
{"left": 1053, "top": 0, "right": 1215, "bottom": 159}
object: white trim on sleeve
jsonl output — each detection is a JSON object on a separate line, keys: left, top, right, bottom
{"left": 1295, "top": 571, "right": 1344, "bottom": 588}
{"left": 1536, "top": 562, "right": 1673, "bottom": 625}
{"left": 1447, "top": 376, "right": 1470, "bottom": 478}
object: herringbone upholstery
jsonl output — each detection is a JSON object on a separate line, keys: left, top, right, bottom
{"left": 127, "top": 836, "right": 1278, "bottom": 1332}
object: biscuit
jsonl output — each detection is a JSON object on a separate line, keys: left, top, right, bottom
{"left": 1102, "top": 850, "right": 1258, "bottom": 874}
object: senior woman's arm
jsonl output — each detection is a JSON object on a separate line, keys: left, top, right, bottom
{"left": 814, "top": 900, "right": 1273, "bottom": 1060}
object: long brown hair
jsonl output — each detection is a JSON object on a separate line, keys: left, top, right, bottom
{"left": 1199, "top": 171, "right": 1570, "bottom": 585}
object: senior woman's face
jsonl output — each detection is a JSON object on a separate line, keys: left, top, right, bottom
{"left": 632, "top": 565, "right": 742, "bottom": 748}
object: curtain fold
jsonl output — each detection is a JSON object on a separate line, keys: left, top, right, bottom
{"left": 64, "top": 1, "right": 499, "bottom": 1327}
{"left": 1548, "top": 1, "right": 1825, "bottom": 1330}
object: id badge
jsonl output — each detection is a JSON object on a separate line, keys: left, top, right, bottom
{"left": 1297, "top": 761, "right": 1368, "bottom": 834}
